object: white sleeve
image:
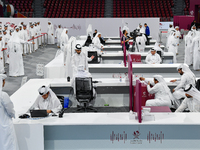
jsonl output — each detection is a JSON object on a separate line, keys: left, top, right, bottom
{"left": 51, "top": 97, "right": 62, "bottom": 113}
{"left": 1, "top": 92, "right": 15, "bottom": 118}
{"left": 144, "top": 79, "right": 155, "bottom": 86}
{"left": 147, "top": 83, "right": 160, "bottom": 94}
{"left": 156, "top": 54, "right": 161, "bottom": 64}
{"left": 174, "top": 75, "right": 186, "bottom": 90}
{"left": 175, "top": 98, "right": 188, "bottom": 112}
{"left": 145, "top": 54, "right": 151, "bottom": 64}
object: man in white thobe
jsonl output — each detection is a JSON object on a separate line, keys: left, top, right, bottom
{"left": 168, "top": 31, "right": 177, "bottom": 63}
{"left": 0, "top": 74, "right": 19, "bottom": 150}
{"left": 55, "top": 24, "right": 63, "bottom": 48}
{"left": 21, "top": 25, "right": 29, "bottom": 54}
{"left": 7, "top": 30, "right": 33, "bottom": 76}
{"left": 192, "top": 31, "right": 200, "bottom": 71}
{"left": 122, "top": 22, "right": 129, "bottom": 35}
{"left": 60, "top": 28, "right": 69, "bottom": 51}
{"left": 184, "top": 30, "right": 194, "bottom": 66}
{"left": 92, "top": 32, "right": 104, "bottom": 55}
{"left": 2, "top": 30, "right": 10, "bottom": 64}
{"left": 37, "top": 22, "right": 42, "bottom": 45}
{"left": 86, "top": 24, "right": 93, "bottom": 38}
{"left": 174, "top": 26, "right": 181, "bottom": 54}
{"left": 30, "top": 86, "right": 62, "bottom": 114}
{"left": 137, "top": 23, "right": 145, "bottom": 34}
{"left": 47, "top": 21, "right": 55, "bottom": 44}
{"left": 72, "top": 44, "right": 94, "bottom": 75}
{"left": 140, "top": 75, "right": 174, "bottom": 107}
{"left": 0, "top": 36, "right": 5, "bottom": 73}
{"left": 29, "top": 24, "right": 36, "bottom": 53}
{"left": 176, "top": 84, "right": 200, "bottom": 112}
{"left": 135, "top": 34, "right": 146, "bottom": 52}
{"left": 145, "top": 49, "right": 161, "bottom": 64}
{"left": 170, "top": 64, "right": 196, "bottom": 108}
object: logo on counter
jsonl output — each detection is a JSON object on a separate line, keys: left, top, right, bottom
{"left": 110, "top": 131, "right": 127, "bottom": 143}
{"left": 147, "top": 131, "right": 164, "bottom": 143}
{"left": 130, "top": 130, "right": 142, "bottom": 144}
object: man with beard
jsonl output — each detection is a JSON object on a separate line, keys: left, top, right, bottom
{"left": 170, "top": 64, "right": 196, "bottom": 108}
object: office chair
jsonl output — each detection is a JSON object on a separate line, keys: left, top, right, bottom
{"left": 196, "top": 79, "right": 200, "bottom": 91}
{"left": 156, "top": 50, "right": 164, "bottom": 63}
{"left": 75, "top": 77, "right": 97, "bottom": 112}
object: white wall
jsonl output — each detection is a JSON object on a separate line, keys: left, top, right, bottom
{"left": 0, "top": 18, "right": 160, "bottom": 40}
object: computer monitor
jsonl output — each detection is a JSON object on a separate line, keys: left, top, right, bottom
{"left": 88, "top": 51, "right": 99, "bottom": 63}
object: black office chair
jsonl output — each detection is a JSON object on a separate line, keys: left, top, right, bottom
{"left": 156, "top": 50, "right": 164, "bottom": 64}
{"left": 75, "top": 77, "right": 97, "bottom": 112}
{"left": 196, "top": 79, "right": 200, "bottom": 91}
{"left": 88, "top": 51, "right": 100, "bottom": 64}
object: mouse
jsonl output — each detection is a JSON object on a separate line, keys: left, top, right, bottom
{"left": 19, "top": 114, "right": 30, "bottom": 119}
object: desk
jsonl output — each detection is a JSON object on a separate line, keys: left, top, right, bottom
{"left": 104, "top": 36, "right": 153, "bottom": 40}
{"left": 101, "top": 51, "right": 174, "bottom": 64}
{"left": 105, "top": 39, "right": 156, "bottom": 45}
{"left": 11, "top": 78, "right": 200, "bottom": 150}
{"left": 103, "top": 44, "right": 165, "bottom": 51}
{"left": 89, "top": 64, "right": 180, "bottom": 74}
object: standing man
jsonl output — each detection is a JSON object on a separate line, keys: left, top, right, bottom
{"left": 144, "top": 23, "right": 150, "bottom": 36}
{"left": 174, "top": 26, "right": 181, "bottom": 55}
{"left": 192, "top": 31, "right": 200, "bottom": 71}
{"left": 55, "top": 24, "right": 63, "bottom": 48}
{"left": 93, "top": 32, "right": 104, "bottom": 54}
{"left": 72, "top": 44, "right": 94, "bottom": 75}
{"left": 170, "top": 64, "right": 196, "bottom": 108}
{"left": 0, "top": 74, "right": 19, "bottom": 150}
{"left": 121, "top": 30, "right": 131, "bottom": 51}
{"left": 21, "top": 24, "right": 29, "bottom": 54}
{"left": 60, "top": 28, "right": 69, "bottom": 51}
{"left": 47, "top": 21, "right": 55, "bottom": 44}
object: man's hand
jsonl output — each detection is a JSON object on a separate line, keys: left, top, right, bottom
{"left": 55, "top": 37, "right": 57, "bottom": 39}
{"left": 172, "top": 89, "right": 175, "bottom": 93}
{"left": 32, "top": 42, "right": 35, "bottom": 44}
{"left": 139, "top": 77, "right": 145, "bottom": 81}
{"left": 7, "top": 54, "right": 9, "bottom": 58}
{"left": 0, "top": 57, "right": 2, "bottom": 60}
{"left": 52, "top": 34, "right": 53, "bottom": 36}
{"left": 148, "top": 81, "right": 150, "bottom": 85}
{"left": 170, "top": 79, "right": 177, "bottom": 82}
{"left": 5, "top": 42, "right": 7, "bottom": 45}
{"left": 91, "top": 55, "right": 95, "bottom": 59}
{"left": 47, "top": 110, "right": 52, "bottom": 113}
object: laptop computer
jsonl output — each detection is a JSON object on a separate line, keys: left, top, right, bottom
{"left": 30, "top": 110, "right": 48, "bottom": 118}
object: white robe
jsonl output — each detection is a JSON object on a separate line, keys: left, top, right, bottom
{"left": 0, "top": 40, "right": 5, "bottom": 73}
{"left": 135, "top": 36, "right": 145, "bottom": 52}
{"left": 174, "top": 30, "right": 181, "bottom": 53}
{"left": 34, "top": 26, "right": 39, "bottom": 50}
{"left": 173, "top": 73, "right": 196, "bottom": 101}
{"left": 145, "top": 82, "right": 172, "bottom": 107}
{"left": 60, "top": 34, "right": 69, "bottom": 51}
{"left": 0, "top": 91, "right": 19, "bottom": 150}
{"left": 166, "top": 30, "right": 174, "bottom": 49}
{"left": 145, "top": 53, "right": 161, "bottom": 64}
{"left": 71, "top": 52, "right": 88, "bottom": 75}
{"left": 29, "top": 28, "right": 36, "bottom": 52}
{"left": 184, "top": 32, "right": 193, "bottom": 65}
{"left": 7, "top": 34, "right": 27, "bottom": 76}
{"left": 168, "top": 35, "right": 177, "bottom": 63}
{"left": 47, "top": 23, "right": 55, "bottom": 44}
{"left": 21, "top": 29, "right": 29, "bottom": 54}
{"left": 175, "top": 97, "right": 200, "bottom": 112}
{"left": 93, "top": 37, "right": 103, "bottom": 54}
{"left": 192, "top": 35, "right": 200, "bottom": 70}
{"left": 55, "top": 28, "right": 63, "bottom": 47}
{"left": 30, "top": 89, "right": 62, "bottom": 113}
{"left": 2, "top": 34, "right": 9, "bottom": 64}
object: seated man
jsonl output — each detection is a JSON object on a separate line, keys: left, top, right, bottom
{"left": 170, "top": 64, "right": 196, "bottom": 108}
{"left": 140, "top": 75, "right": 174, "bottom": 107}
{"left": 145, "top": 48, "right": 162, "bottom": 64}
{"left": 175, "top": 84, "right": 200, "bottom": 112}
{"left": 30, "top": 86, "right": 62, "bottom": 114}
